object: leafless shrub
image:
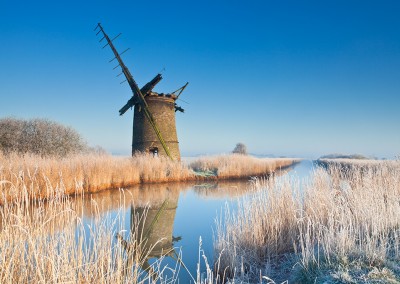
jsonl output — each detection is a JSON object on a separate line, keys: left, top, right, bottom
{"left": 87, "top": 145, "right": 109, "bottom": 155}
{"left": 0, "top": 117, "right": 88, "bottom": 157}
{"left": 232, "top": 143, "right": 248, "bottom": 155}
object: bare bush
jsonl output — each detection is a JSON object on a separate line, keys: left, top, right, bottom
{"left": 232, "top": 143, "right": 247, "bottom": 155}
{"left": 0, "top": 117, "right": 87, "bottom": 157}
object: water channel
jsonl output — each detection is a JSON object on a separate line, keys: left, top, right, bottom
{"left": 77, "top": 160, "right": 315, "bottom": 282}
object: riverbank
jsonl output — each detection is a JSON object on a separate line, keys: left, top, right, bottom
{"left": 0, "top": 152, "right": 299, "bottom": 202}
{"left": 215, "top": 159, "right": 400, "bottom": 283}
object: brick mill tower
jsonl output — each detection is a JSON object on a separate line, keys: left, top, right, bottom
{"left": 95, "top": 24, "right": 188, "bottom": 161}
{"left": 131, "top": 90, "right": 182, "bottom": 159}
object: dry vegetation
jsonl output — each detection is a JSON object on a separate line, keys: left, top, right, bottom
{"left": 0, "top": 117, "right": 88, "bottom": 157}
{"left": 0, "top": 152, "right": 193, "bottom": 202}
{"left": 0, "top": 152, "right": 298, "bottom": 202}
{"left": 190, "top": 154, "right": 299, "bottom": 179}
{"left": 0, "top": 166, "right": 244, "bottom": 284}
{"left": 318, "top": 157, "right": 397, "bottom": 168}
{"left": 0, "top": 117, "right": 299, "bottom": 203}
{"left": 215, "top": 160, "right": 400, "bottom": 283}
{"left": 0, "top": 183, "right": 183, "bottom": 283}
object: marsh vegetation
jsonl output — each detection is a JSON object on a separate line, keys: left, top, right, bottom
{"left": 0, "top": 151, "right": 297, "bottom": 202}
{"left": 1, "top": 118, "right": 398, "bottom": 283}
{"left": 0, "top": 185, "right": 186, "bottom": 283}
{"left": 0, "top": 165, "right": 270, "bottom": 283}
{"left": 215, "top": 160, "right": 400, "bottom": 283}
{"left": 1, "top": 154, "right": 399, "bottom": 283}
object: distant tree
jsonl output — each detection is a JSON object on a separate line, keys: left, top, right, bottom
{"left": 88, "top": 145, "right": 109, "bottom": 156}
{"left": 232, "top": 143, "right": 248, "bottom": 155}
{"left": 0, "top": 117, "right": 88, "bottom": 157}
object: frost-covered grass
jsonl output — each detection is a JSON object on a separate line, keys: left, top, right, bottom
{"left": 215, "top": 160, "right": 400, "bottom": 283}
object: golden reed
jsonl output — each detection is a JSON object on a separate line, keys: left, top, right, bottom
{"left": 0, "top": 152, "right": 298, "bottom": 202}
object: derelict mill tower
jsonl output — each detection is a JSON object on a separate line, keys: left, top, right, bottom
{"left": 131, "top": 90, "right": 182, "bottom": 159}
{"left": 95, "top": 24, "right": 188, "bottom": 161}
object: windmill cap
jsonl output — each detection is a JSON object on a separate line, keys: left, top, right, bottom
{"left": 148, "top": 91, "right": 178, "bottom": 100}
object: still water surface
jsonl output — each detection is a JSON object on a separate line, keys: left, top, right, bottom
{"left": 77, "top": 160, "right": 314, "bottom": 282}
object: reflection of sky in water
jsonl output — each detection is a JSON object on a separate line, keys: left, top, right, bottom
{"left": 282, "top": 159, "right": 316, "bottom": 181}
{"left": 72, "top": 161, "right": 315, "bottom": 282}
{"left": 174, "top": 190, "right": 237, "bottom": 280}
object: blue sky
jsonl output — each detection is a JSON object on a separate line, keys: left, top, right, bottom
{"left": 1, "top": 0, "right": 399, "bottom": 158}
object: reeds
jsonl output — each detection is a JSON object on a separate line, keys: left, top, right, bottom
{"left": 0, "top": 162, "right": 249, "bottom": 284}
{"left": 0, "top": 152, "right": 194, "bottom": 201}
{"left": 190, "top": 154, "right": 298, "bottom": 179}
{"left": 0, "top": 179, "right": 179, "bottom": 283}
{"left": 0, "top": 152, "right": 298, "bottom": 202}
{"left": 215, "top": 160, "right": 400, "bottom": 283}
{"left": 0, "top": 152, "right": 300, "bottom": 283}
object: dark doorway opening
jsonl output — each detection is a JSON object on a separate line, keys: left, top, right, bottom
{"left": 149, "top": 147, "right": 159, "bottom": 157}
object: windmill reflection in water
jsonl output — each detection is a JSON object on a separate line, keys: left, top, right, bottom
{"left": 116, "top": 192, "right": 188, "bottom": 281}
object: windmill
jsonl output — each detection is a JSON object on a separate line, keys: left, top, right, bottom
{"left": 94, "top": 23, "right": 188, "bottom": 160}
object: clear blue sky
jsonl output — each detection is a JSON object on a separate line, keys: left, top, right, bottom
{"left": 1, "top": 0, "right": 399, "bottom": 158}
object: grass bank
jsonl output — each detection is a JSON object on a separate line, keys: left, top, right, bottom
{"left": 0, "top": 152, "right": 298, "bottom": 202}
{"left": 189, "top": 155, "right": 297, "bottom": 179}
{"left": 215, "top": 159, "right": 400, "bottom": 283}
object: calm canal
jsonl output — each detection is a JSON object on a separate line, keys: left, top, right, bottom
{"left": 76, "top": 160, "right": 314, "bottom": 282}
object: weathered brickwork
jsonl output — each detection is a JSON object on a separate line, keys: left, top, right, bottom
{"left": 132, "top": 93, "right": 181, "bottom": 160}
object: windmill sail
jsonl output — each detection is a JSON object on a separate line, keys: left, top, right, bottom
{"left": 119, "top": 73, "right": 163, "bottom": 115}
